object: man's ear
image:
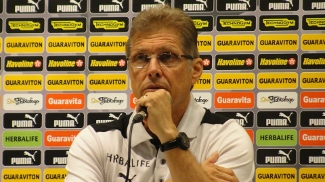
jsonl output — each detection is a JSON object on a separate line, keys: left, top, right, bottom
{"left": 191, "top": 58, "right": 203, "bottom": 86}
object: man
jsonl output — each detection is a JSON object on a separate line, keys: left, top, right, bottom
{"left": 65, "top": 4, "right": 254, "bottom": 182}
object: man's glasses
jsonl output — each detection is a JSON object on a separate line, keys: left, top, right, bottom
{"left": 127, "top": 52, "right": 193, "bottom": 69}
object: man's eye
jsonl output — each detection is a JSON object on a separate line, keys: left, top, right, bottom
{"left": 159, "top": 53, "right": 173, "bottom": 62}
{"left": 136, "top": 54, "right": 148, "bottom": 61}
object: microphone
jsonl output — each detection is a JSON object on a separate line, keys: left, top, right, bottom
{"left": 132, "top": 106, "right": 148, "bottom": 123}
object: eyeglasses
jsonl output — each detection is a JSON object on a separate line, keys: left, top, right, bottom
{"left": 127, "top": 52, "right": 193, "bottom": 69}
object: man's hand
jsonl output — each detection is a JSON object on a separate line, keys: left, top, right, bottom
{"left": 165, "top": 152, "right": 239, "bottom": 182}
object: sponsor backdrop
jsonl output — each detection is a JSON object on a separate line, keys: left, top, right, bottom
{"left": 0, "top": 0, "right": 324, "bottom": 181}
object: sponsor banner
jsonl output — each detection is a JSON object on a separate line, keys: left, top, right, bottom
{"left": 48, "top": 0, "right": 87, "bottom": 13}
{"left": 88, "top": 36, "right": 127, "bottom": 53}
{"left": 130, "top": 93, "right": 136, "bottom": 109}
{"left": 47, "top": 56, "right": 85, "bottom": 71}
{"left": 301, "top": 53, "right": 325, "bottom": 69}
{"left": 4, "top": 74, "right": 43, "bottom": 91}
{"left": 303, "top": 14, "right": 325, "bottom": 30}
{"left": 87, "top": 112, "right": 126, "bottom": 125}
{"left": 299, "top": 168, "right": 325, "bottom": 181}
{"left": 217, "top": 0, "right": 256, "bottom": 11}
{"left": 3, "top": 94, "right": 43, "bottom": 110}
{"left": 300, "top": 111, "right": 325, "bottom": 127}
{"left": 200, "top": 55, "right": 212, "bottom": 70}
{"left": 257, "top": 111, "right": 297, "bottom": 127}
{"left": 48, "top": 17, "right": 86, "bottom": 33}
{"left": 44, "top": 150, "right": 69, "bottom": 165}
{"left": 46, "top": 74, "right": 85, "bottom": 91}
{"left": 44, "top": 168, "right": 67, "bottom": 181}
{"left": 258, "top": 54, "right": 298, "bottom": 70}
{"left": 215, "top": 54, "right": 254, "bottom": 70}
{"left": 90, "top": 17, "right": 129, "bottom": 32}
{"left": 87, "top": 74, "right": 128, "bottom": 91}
{"left": 193, "top": 73, "right": 212, "bottom": 90}
{"left": 5, "top": 56, "right": 43, "bottom": 72}
{"left": 256, "top": 148, "right": 297, "bottom": 165}
{"left": 256, "top": 129, "right": 297, "bottom": 146}
{"left": 214, "top": 92, "right": 254, "bottom": 109}
{"left": 47, "top": 36, "right": 86, "bottom": 53}
{"left": 257, "top": 72, "right": 298, "bottom": 90}
{"left": 2, "top": 168, "right": 41, "bottom": 182}
{"left": 46, "top": 93, "right": 85, "bottom": 110}
{"left": 5, "top": 36, "right": 44, "bottom": 53}
{"left": 255, "top": 168, "right": 296, "bottom": 182}
{"left": 257, "top": 92, "right": 298, "bottom": 109}
{"left": 192, "top": 92, "right": 212, "bottom": 109}
{"left": 0, "top": 37, "right": 2, "bottom": 53}
{"left": 215, "top": 73, "right": 255, "bottom": 90}
{"left": 3, "top": 113, "right": 42, "bottom": 128}
{"left": 300, "top": 91, "right": 325, "bottom": 108}
{"left": 258, "top": 34, "right": 298, "bottom": 51}
{"left": 216, "top": 34, "right": 255, "bottom": 52}
{"left": 299, "top": 129, "right": 325, "bottom": 146}
{"left": 191, "top": 16, "right": 213, "bottom": 32}
{"left": 303, "top": 0, "right": 325, "bottom": 10}
{"left": 301, "top": 34, "right": 325, "bottom": 51}
{"left": 300, "top": 149, "right": 325, "bottom": 165}
{"left": 90, "top": 0, "right": 129, "bottom": 13}
{"left": 45, "top": 112, "right": 84, "bottom": 128}
{"left": 198, "top": 35, "right": 213, "bottom": 52}
{"left": 246, "top": 129, "right": 254, "bottom": 143}
{"left": 87, "top": 93, "right": 127, "bottom": 110}
{"left": 132, "top": 0, "right": 171, "bottom": 12}
{"left": 44, "top": 130, "right": 80, "bottom": 147}
{"left": 2, "top": 130, "right": 42, "bottom": 147}
{"left": 259, "top": 15, "right": 299, "bottom": 31}
{"left": 6, "top": 0, "right": 45, "bottom": 14}
{"left": 175, "top": 0, "right": 214, "bottom": 12}
{"left": 3, "top": 150, "right": 41, "bottom": 166}
{"left": 260, "top": 0, "right": 299, "bottom": 11}
{"left": 215, "top": 111, "right": 254, "bottom": 127}
{"left": 6, "top": 18, "right": 44, "bottom": 33}
{"left": 300, "top": 72, "right": 325, "bottom": 89}
{"left": 216, "top": 16, "right": 256, "bottom": 31}
{"left": 89, "top": 55, "right": 127, "bottom": 71}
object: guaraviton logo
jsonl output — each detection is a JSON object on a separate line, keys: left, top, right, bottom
{"left": 88, "top": 36, "right": 127, "bottom": 53}
{"left": 87, "top": 74, "right": 128, "bottom": 91}
{"left": 301, "top": 34, "right": 325, "bottom": 51}
{"left": 257, "top": 72, "right": 298, "bottom": 90}
{"left": 256, "top": 168, "right": 296, "bottom": 182}
{"left": 216, "top": 34, "right": 256, "bottom": 52}
{"left": 300, "top": 72, "right": 325, "bottom": 89}
{"left": 258, "top": 34, "right": 298, "bottom": 51}
{"left": 215, "top": 73, "right": 255, "bottom": 90}
{"left": 46, "top": 74, "right": 85, "bottom": 91}
{"left": 193, "top": 73, "right": 212, "bottom": 90}
{"left": 5, "top": 36, "right": 44, "bottom": 53}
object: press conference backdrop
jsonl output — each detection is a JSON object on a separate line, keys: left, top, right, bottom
{"left": 0, "top": 0, "right": 325, "bottom": 181}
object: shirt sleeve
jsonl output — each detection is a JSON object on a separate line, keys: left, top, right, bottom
{"left": 65, "top": 126, "right": 106, "bottom": 182}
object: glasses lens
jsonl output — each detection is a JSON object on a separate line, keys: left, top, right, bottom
{"left": 158, "top": 52, "right": 178, "bottom": 67}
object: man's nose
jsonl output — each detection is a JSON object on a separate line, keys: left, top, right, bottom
{"left": 146, "top": 57, "right": 163, "bottom": 78}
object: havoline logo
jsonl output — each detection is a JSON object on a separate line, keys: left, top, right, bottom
{"left": 217, "top": 0, "right": 256, "bottom": 11}
{"left": 259, "top": 15, "right": 299, "bottom": 31}
{"left": 45, "top": 112, "right": 84, "bottom": 128}
{"left": 132, "top": 0, "right": 171, "bottom": 12}
{"left": 5, "top": 56, "right": 43, "bottom": 72}
{"left": 303, "top": 14, "right": 325, "bottom": 30}
{"left": 258, "top": 54, "right": 298, "bottom": 70}
{"left": 216, "top": 54, "right": 254, "bottom": 70}
{"left": 200, "top": 55, "right": 212, "bottom": 70}
{"left": 90, "top": 17, "right": 129, "bottom": 32}
{"left": 215, "top": 111, "right": 254, "bottom": 127}
{"left": 175, "top": 0, "right": 214, "bottom": 12}
{"left": 6, "top": 0, "right": 45, "bottom": 13}
{"left": 260, "top": 0, "right": 299, "bottom": 11}
{"left": 3, "top": 150, "right": 41, "bottom": 166}
{"left": 48, "top": 0, "right": 87, "bottom": 13}
{"left": 257, "top": 149, "right": 296, "bottom": 165}
{"left": 191, "top": 16, "right": 213, "bottom": 32}
{"left": 303, "top": 0, "right": 325, "bottom": 10}
{"left": 45, "top": 150, "right": 69, "bottom": 165}
{"left": 6, "top": 18, "right": 44, "bottom": 33}
{"left": 301, "top": 53, "right": 325, "bottom": 69}
{"left": 3, "top": 113, "right": 42, "bottom": 128}
{"left": 300, "top": 111, "right": 325, "bottom": 127}
{"left": 48, "top": 17, "right": 86, "bottom": 33}
{"left": 217, "top": 16, "right": 256, "bottom": 31}
{"left": 300, "top": 149, "right": 325, "bottom": 165}
{"left": 257, "top": 111, "right": 297, "bottom": 127}
{"left": 89, "top": 55, "right": 127, "bottom": 71}
{"left": 47, "top": 56, "right": 85, "bottom": 71}
{"left": 87, "top": 112, "right": 125, "bottom": 125}
{"left": 90, "top": 0, "right": 129, "bottom": 13}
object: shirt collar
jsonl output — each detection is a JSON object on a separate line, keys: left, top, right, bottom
{"left": 128, "top": 94, "right": 205, "bottom": 148}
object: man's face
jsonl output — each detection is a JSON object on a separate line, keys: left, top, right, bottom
{"left": 128, "top": 29, "right": 202, "bottom": 108}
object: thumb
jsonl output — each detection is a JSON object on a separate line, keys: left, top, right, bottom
{"left": 203, "top": 152, "right": 219, "bottom": 165}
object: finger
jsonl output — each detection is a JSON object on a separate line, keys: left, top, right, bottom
{"left": 203, "top": 152, "right": 219, "bottom": 165}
